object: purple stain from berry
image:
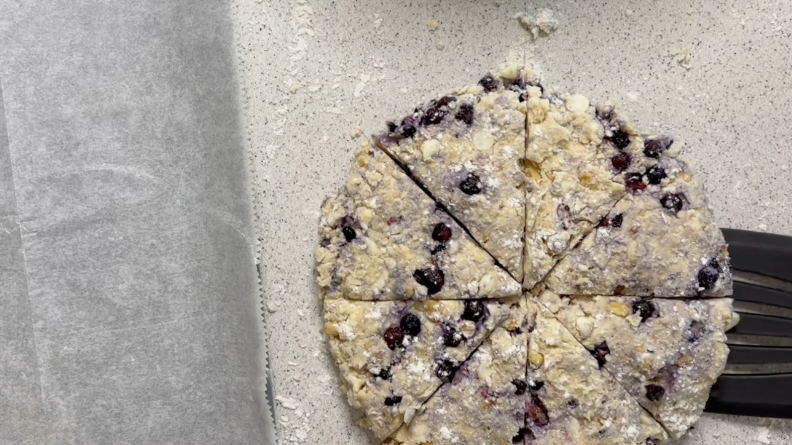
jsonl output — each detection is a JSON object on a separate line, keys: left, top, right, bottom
{"left": 455, "top": 103, "right": 475, "bottom": 125}
{"left": 462, "top": 300, "right": 487, "bottom": 323}
{"left": 611, "top": 152, "right": 631, "bottom": 173}
{"left": 645, "top": 384, "right": 665, "bottom": 402}
{"left": 660, "top": 193, "right": 684, "bottom": 213}
{"left": 512, "top": 379, "right": 528, "bottom": 395}
{"left": 525, "top": 396, "right": 549, "bottom": 427}
{"left": 591, "top": 341, "right": 611, "bottom": 367}
{"left": 632, "top": 298, "right": 657, "bottom": 323}
{"left": 384, "top": 395, "right": 402, "bottom": 406}
{"left": 567, "top": 398, "right": 579, "bottom": 408}
{"left": 435, "top": 360, "right": 458, "bottom": 383}
{"left": 625, "top": 172, "right": 647, "bottom": 194}
{"left": 432, "top": 223, "right": 453, "bottom": 242}
{"left": 646, "top": 165, "right": 667, "bottom": 185}
{"left": 459, "top": 173, "right": 483, "bottom": 195}
{"left": 400, "top": 313, "right": 421, "bottom": 336}
{"left": 697, "top": 258, "right": 722, "bottom": 290}
{"left": 414, "top": 268, "right": 445, "bottom": 294}
{"left": 478, "top": 74, "right": 499, "bottom": 92}
{"left": 644, "top": 136, "right": 673, "bottom": 158}
{"left": 442, "top": 325, "right": 465, "bottom": 347}
{"left": 688, "top": 320, "right": 706, "bottom": 343}
{"left": 608, "top": 130, "right": 632, "bottom": 150}
{"left": 383, "top": 326, "right": 405, "bottom": 350}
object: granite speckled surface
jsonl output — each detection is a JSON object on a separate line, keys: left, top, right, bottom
{"left": 233, "top": 0, "right": 792, "bottom": 443}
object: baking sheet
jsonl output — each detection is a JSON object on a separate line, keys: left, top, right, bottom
{"left": 235, "top": 0, "right": 792, "bottom": 444}
{"left": 0, "top": 1, "right": 273, "bottom": 443}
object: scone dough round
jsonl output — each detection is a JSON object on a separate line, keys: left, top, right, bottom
{"left": 317, "top": 65, "right": 736, "bottom": 444}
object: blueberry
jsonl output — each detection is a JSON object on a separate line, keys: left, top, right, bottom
{"left": 591, "top": 341, "right": 611, "bottom": 367}
{"left": 459, "top": 173, "right": 483, "bottom": 195}
{"left": 645, "top": 165, "right": 667, "bottom": 185}
{"left": 400, "top": 116, "right": 417, "bottom": 138}
{"left": 697, "top": 259, "right": 721, "bottom": 290}
{"left": 435, "top": 360, "right": 458, "bottom": 383}
{"left": 384, "top": 395, "right": 402, "bottom": 406}
{"left": 632, "top": 298, "right": 656, "bottom": 322}
{"left": 512, "top": 379, "right": 528, "bottom": 395}
{"left": 377, "top": 367, "right": 392, "bottom": 380}
{"left": 646, "top": 439, "right": 660, "bottom": 445}
{"left": 610, "top": 214, "right": 624, "bottom": 228}
{"left": 455, "top": 103, "right": 475, "bottom": 125}
{"left": 422, "top": 105, "right": 447, "bottom": 126}
{"left": 478, "top": 74, "right": 499, "bottom": 92}
{"left": 625, "top": 173, "right": 647, "bottom": 194}
{"left": 383, "top": 326, "right": 405, "bottom": 350}
{"left": 432, "top": 223, "right": 452, "bottom": 242}
{"left": 645, "top": 384, "right": 665, "bottom": 402}
{"left": 436, "top": 95, "right": 456, "bottom": 107}
{"left": 342, "top": 226, "right": 356, "bottom": 242}
{"left": 462, "top": 300, "right": 486, "bottom": 323}
{"left": 567, "top": 398, "right": 579, "bottom": 408}
{"left": 528, "top": 380, "right": 544, "bottom": 391}
{"left": 430, "top": 243, "right": 446, "bottom": 255}
{"left": 688, "top": 320, "right": 706, "bottom": 343}
{"left": 660, "top": 193, "right": 684, "bottom": 213}
{"left": 387, "top": 121, "right": 398, "bottom": 133}
{"left": 644, "top": 136, "right": 673, "bottom": 158}
{"left": 400, "top": 313, "right": 421, "bottom": 336}
{"left": 525, "top": 396, "right": 549, "bottom": 426}
{"left": 413, "top": 268, "right": 445, "bottom": 294}
{"left": 442, "top": 325, "right": 465, "bottom": 347}
{"left": 608, "top": 130, "right": 632, "bottom": 150}
{"left": 508, "top": 77, "right": 527, "bottom": 92}
{"left": 611, "top": 152, "right": 631, "bottom": 173}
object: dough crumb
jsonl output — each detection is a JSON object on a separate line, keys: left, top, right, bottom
{"left": 670, "top": 47, "right": 693, "bottom": 70}
{"left": 427, "top": 19, "right": 439, "bottom": 31}
{"left": 756, "top": 426, "right": 771, "bottom": 444}
{"left": 276, "top": 396, "right": 299, "bottom": 410}
{"left": 516, "top": 9, "right": 559, "bottom": 39}
{"left": 436, "top": 41, "right": 446, "bottom": 50}
{"left": 266, "top": 300, "right": 278, "bottom": 313}
{"left": 350, "top": 127, "right": 365, "bottom": 138}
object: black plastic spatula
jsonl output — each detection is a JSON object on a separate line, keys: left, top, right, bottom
{"left": 704, "top": 228, "right": 792, "bottom": 418}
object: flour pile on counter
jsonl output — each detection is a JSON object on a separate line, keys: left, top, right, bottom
{"left": 316, "top": 64, "right": 737, "bottom": 444}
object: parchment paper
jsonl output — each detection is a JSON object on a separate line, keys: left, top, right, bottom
{"left": 0, "top": 1, "right": 273, "bottom": 443}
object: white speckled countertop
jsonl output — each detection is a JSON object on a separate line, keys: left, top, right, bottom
{"left": 232, "top": 0, "right": 792, "bottom": 443}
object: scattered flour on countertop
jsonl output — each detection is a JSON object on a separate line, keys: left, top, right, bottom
{"left": 516, "top": 9, "right": 559, "bottom": 39}
{"left": 756, "top": 426, "right": 771, "bottom": 444}
{"left": 354, "top": 74, "right": 371, "bottom": 97}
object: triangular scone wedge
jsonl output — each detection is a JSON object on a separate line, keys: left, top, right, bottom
{"left": 384, "top": 296, "right": 532, "bottom": 445}
{"left": 539, "top": 291, "right": 739, "bottom": 438}
{"left": 323, "top": 298, "right": 510, "bottom": 440}
{"left": 524, "top": 300, "right": 669, "bottom": 445}
{"left": 523, "top": 88, "right": 630, "bottom": 289}
{"left": 374, "top": 65, "right": 532, "bottom": 281}
{"left": 316, "top": 140, "right": 521, "bottom": 301}
{"left": 543, "top": 156, "right": 733, "bottom": 297}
